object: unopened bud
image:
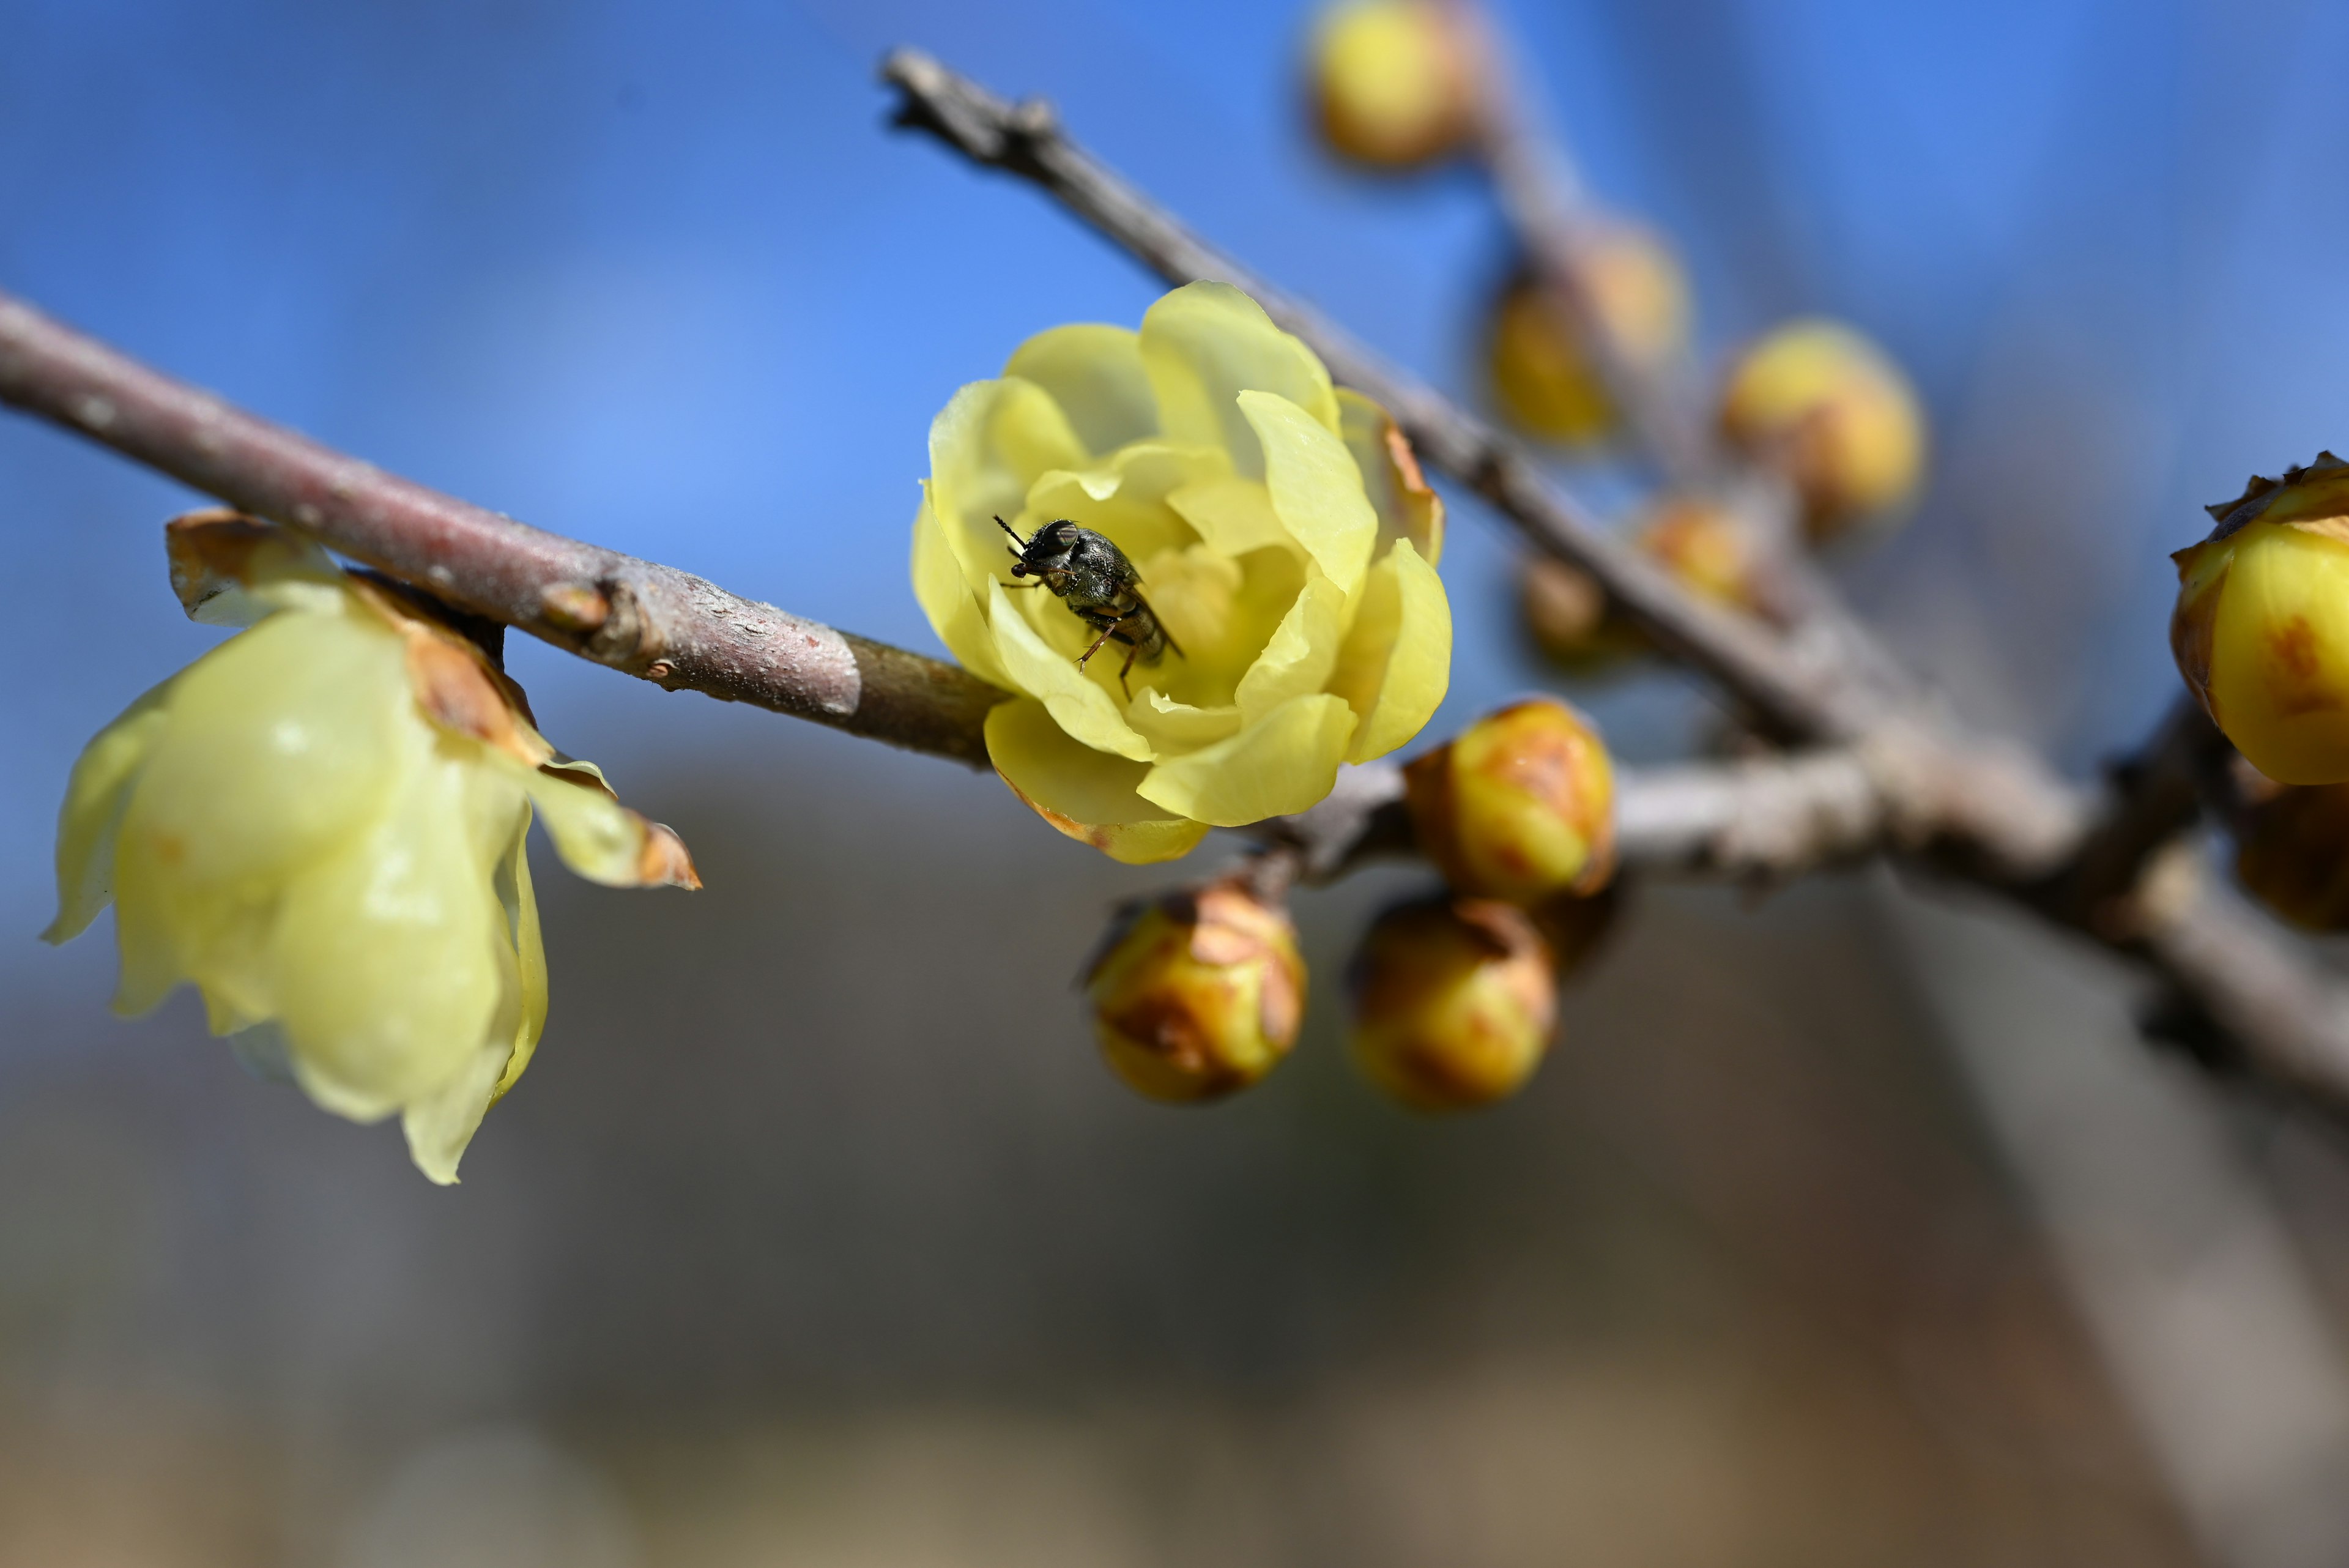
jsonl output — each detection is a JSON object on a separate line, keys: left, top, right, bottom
{"left": 1718, "top": 321, "right": 1924, "bottom": 542}
{"left": 1084, "top": 880, "right": 1307, "bottom": 1102}
{"left": 1486, "top": 230, "right": 1689, "bottom": 446}
{"left": 1529, "top": 879, "right": 1625, "bottom": 978}
{"left": 1518, "top": 554, "right": 1644, "bottom": 672}
{"left": 1349, "top": 896, "right": 1557, "bottom": 1110}
{"left": 1405, "top": 698, "right": 1615, "bottom": 904}
{"left": 1635, "top": 496, "right": 1768, "bottom": 615}
{"left": 2172, "top": 452, "right": 2349, "bottom": 784}
{"left": 2231, "top": 771, "right": 2349, "bottom": 930}
{"left": 1307, "top": 0, "right": 1476, "bottom": 169}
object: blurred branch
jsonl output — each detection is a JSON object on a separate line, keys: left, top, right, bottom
{"left": 0, "top": 289, "right": 1006, "bottom": 767}
{"left": 883, "top": 46, "right": 2349, "bottom": 1121}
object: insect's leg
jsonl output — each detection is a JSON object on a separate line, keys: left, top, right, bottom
{"left": 1076, "top": 622, "right": 1119, "bottom": 667}
{"left": 1001, "top": 579, "right": 1044, "bottom": 589}
{"left": 1118, "top": 639, "right": 1141, "bottom": 700}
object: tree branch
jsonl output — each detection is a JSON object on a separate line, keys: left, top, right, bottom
{"left": 881, "top": 46, "right": 2349, "bottom": 1120}
{"left": 0, "top": 291, "right": 1005, "bottom": 767}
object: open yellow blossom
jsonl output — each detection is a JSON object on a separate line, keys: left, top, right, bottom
{"left": 2172, "top": 453, "right": 2349, "bottom": 784}
{"left": 45, "top": 513, "right": 697, "bottom": 1183}
{"left": 913, "top": 281, "right": 1453, "bottom": 862}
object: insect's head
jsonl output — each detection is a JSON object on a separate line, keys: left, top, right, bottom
{"left": 995, "top": 516, "right": 1083, "bottom": 578}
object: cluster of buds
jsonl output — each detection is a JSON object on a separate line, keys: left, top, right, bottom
{"left": 1305, "top": 0, "right": 1479, "bottom": 169}
{"left": 1718, "top": 321, "right": 1926, "bottom": 543}
{"left": 1484, "top": 229, "right": 1691, "bottom": 448}
{"left": 1082, "top": 877, "right": 1307, "bottom": 1102}
{"left": 46, "top": 512, "right": 697, "bottom": 1183}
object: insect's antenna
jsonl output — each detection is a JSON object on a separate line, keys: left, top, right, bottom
{"left": 993, "top": 515, "right": 1029, "bottom": 552}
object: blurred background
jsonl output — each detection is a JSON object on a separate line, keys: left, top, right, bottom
{"left": 7, "top": 0, "right": 2349, "bottom": 1562}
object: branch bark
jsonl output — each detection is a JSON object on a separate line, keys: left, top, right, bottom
{"left": 0, "top": 292, "right": 1005, "bottom": 767}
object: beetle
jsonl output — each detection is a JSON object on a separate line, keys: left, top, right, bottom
{"left": 995, "top": 515, "right": 1182, "bottom": 698}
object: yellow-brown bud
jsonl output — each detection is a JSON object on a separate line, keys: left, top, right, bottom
{"left": 2229, "top": 770, "right": 2349, "bottom": 929}
{"left": 1635, "top": 496, "right": 1768, "bottom": 615}
{"left": 1405, "top": 697, "right": 1616, "bottom": 904}
{"left": 1349, "top": 896, "right": 1558, "bottom": 1110}
{"left": 1529, "top": 879, "right": 1625, "bottom": 978}
{"left": 1307, "top": 0, "right": 1477, "bottom": 169}
{"left": 1083, "top": 880, "right": 1307, "bottom": 1102}
{"left": 1718, "top": 321, "right": 1924, "bottom": 542}
{"left": 2172, "top": 453, "right": 2349, "bottom": 785}
{"left": 1516, "top": 554, "right": 1644, "bottom": 672}
{"left": 1486, "top": 231, "right": 1690, "bottom": 446}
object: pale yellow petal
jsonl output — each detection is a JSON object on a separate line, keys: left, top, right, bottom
{"left": 1333, "top": 539, "right": 1452, "bottom": 762}
{"left": 494, "top": 808, "right": 548, "bottom": 1102}
{"left": 986, "top": 698, "right": 1209, "bottom": 864}
{"left": 45, "top": 677, "right": 174, "bottom": 944}
{"left": 1239, "top": 390, "right": 1376, "bottom": 600}
{"left": 1167, "top": 473, "right": 1296, "bottom": 559}
{"left": 1137, "top": 693, "right": 1358, "bottom": 827}
{"left": 1337, "top": 386, "right": 1444, "bottom": 567}
{"left": 1126, "top": 689, "right": 1244, "bottom": 752}
{"left": 1235, "top": 573, "right": 1347, "bottom": 726}
{"left": 1139, "top": 282, "right": 1340, "bottom": 479}
{"left": 1003, "top": 323, "right": 1160, "bottom": 457}
{"left": 928, "top": 378, "right": 1091, "bottom": 588}
{"left": 271, "top": 744, "right": 512, "bottom": 1122}
{"left": 912, "top": 483, "right": 1014, "bottom": 688}
{"left": 984, "top": 578, "right": 1154, "bottom": 760}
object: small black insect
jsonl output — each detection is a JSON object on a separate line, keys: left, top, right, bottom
{"left": 996, "top": 515, "right": 1182, "bottom": 698}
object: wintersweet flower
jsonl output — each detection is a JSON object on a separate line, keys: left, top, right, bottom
{"left": 2173, "top": 453, "right": 2349, "bottom": 785}
{"left": 45, "top": 512, "right": 697, "bottom": 1183}
{"left": 913, "top": 281, "right": 1453, "bottom": 863}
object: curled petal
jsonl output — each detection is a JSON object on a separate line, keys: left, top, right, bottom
{"left": 525, "top": 760, "right": 701, "bottom": 889}
{"left": 1337, "top": 388, "right": 1443, "bottom": 566}
{"left": 1241, "top": 390, "right": 1376, "bottom": 600}
{"left": 1167, "top": 472, "right": 1295, "bottom": 559}
{"left": 1235, "top": 573, "right": 1347, "bottom": 726}
{"left": 987, "top": 698, "right": 1209, "bottom": 864}
{"left": 1138, "top": 692, "right": 1358, "bottom": 827}
{"left": 985, "top": 578, "right": 1155, "bottom": 761}
{"left": 1004, "top": 323, "right": 1160, "bottom": 458}
{"left": 45, "top": 677, "right": 174, "bottom": 944}
{"left": 928, "top": 378, "right": 1091, "bottom": 589}
{"left": 166, "top": 510, "right": 348, "bottom": 626}
{"left": 913, "top": 485, "right": 1014, "bottom": 688}
{"left": 1332, "top": 540, "right": 1452, "bottom": 763}
{"left": 1140, "top": 282, "right": 1340, "bottom": 479}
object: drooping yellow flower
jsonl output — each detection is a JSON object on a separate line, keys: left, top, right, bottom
{"left": 913, "top": 281, "right": 1453, "bottom": 863}
{"left": 2173, "top": 452, "right": 2349, "bottom": 784}
{"left": 45, "top": 512, "right": 698, "bottom": 1183}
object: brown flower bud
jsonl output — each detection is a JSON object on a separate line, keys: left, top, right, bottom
{"left": 1634, "top": 496, "right": 1768, "bottom": 615}
{"left": 1718, "top": 321, "right": 1925, "bottom": 543}
{"left": 1529, "top": 879, "right": 1626, "bottom": 978}
{"left": 2230, "top": 772, "right": 2349, "bottom": 931}
{"left": 1486, "top": 230, "right": 1690, "bottom": 446}
{"left": 1349, "top": 896, "right": 1558, "bottom": 1110}
{"left": 1516, "top": 554, "right": 1646, "bottom": 672}
{"left": 1083, "top": 880, "right": 1307, "bottom": 1102}
{"left": 1405, "top": 698, "right": 1616, "bottom": 904}
{"left": 1307, "top": 0, "right": 1477, "bottom": 169}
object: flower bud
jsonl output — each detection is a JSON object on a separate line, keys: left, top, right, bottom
{"left": 1517, "top": 554, "right": 1644, "bottom": 672}
{"left": 1349, "top": 896, "right": 1557, "bottom": 1110}
{"left": 1307, "top": 0, "right": 1477, "bottom": 169}
{"left": 1529, "top": 879, "right": 1625, "bottom": 978}
{"left": 1083, "top": 880, "right": 1307, "bottom": 1102}
{"left": 2172, "top": 453, "right": 2349, "bottom": 784}
{"left": 1718, "top": 320, "right": 1924, "bottom": 541}
{"left": 2229, "top": 772, "right": 2349, "bottom": 930}
{"left": 1486, "top": 231, "right": 1690, "bottom": 446}
{"left": 1405, "top": 698, "right": 1616, "bottom": 904}
{"left": 1635, "top": 496, "right": 1767, "bottom": 614}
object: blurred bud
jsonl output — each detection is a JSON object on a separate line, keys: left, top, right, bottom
{"left": 1405, "top": 697, "right": 1616, "bottom": 904}
{"left": 2229, "top": 771, "right": 2349, "bottom": 930}
{"left": 1486, "top": 230, "right": 1690, "bottom": 446}
{"left": 1529, "top": 878, "right": 1626, "bottom": 978}
{"left": 1518, "top": 554, "right": 1644, "bottom": 672}
{"left": 1084, "top": 880, "right": 1307, "bottom": 1102}
{"left": 1718, "top": 320, "right": 1924, "bottom": 542}
{"left": 1349, "top": 896, "right": 1558, "bottom": 1110}
{"left": 1635, "top": 495, "right": 1767, "bottom": 614}
{"left": 2172, "top": 453, "right": 2349, "bottom": 785}
{"left": 1308, "top": 0, "right": 1477, "bottom": 169}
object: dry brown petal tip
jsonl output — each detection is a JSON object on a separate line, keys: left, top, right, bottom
{"left": 638, "top": 821, "right": 702, "bottom": 890}
{"left": 164, "top": 507, "right": 286, "bottom": 615}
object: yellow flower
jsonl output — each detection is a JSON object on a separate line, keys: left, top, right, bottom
{"left": 913, "top": 281, "right": 1452, "bottom": 863}
{"left": 45, "top": 513, "right": 697, "bottom": 1184}
{"left": 2173, "top": 453, "right": 2349, "bottom": 784}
